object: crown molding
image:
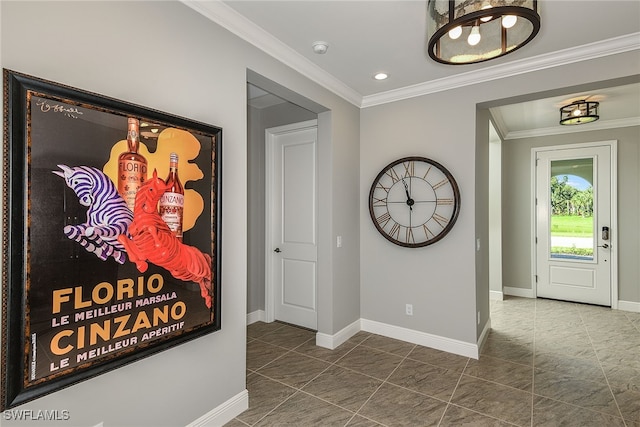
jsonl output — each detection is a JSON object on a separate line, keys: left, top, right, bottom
{"left": 181, "top": 0, "right": 363, "bottom": 107}
{"left": 488, "top": 106, "right": 509, "bottom": 141}
{"left": 502, "top": 117, "right": 640, "bottom": 140}
{"left": 181, "top": 1, "right": 639, "bottom": 111}
{"left": 361, "top": 32, "right": 640, "bottom": 108}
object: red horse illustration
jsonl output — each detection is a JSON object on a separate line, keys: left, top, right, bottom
{"left": 118, "top": 170, "right": 213, "bottom": 309}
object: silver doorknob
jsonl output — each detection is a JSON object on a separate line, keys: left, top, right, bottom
{"left": 274, "top": 248, "right": 281, "bottom": 253}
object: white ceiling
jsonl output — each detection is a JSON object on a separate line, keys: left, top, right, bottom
{"left": 186, "top": 1, "right": 640, "bottom": 138}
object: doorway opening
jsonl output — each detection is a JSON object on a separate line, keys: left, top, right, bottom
{"left": 246, "top": 70, "right": 329, "bottom": 330}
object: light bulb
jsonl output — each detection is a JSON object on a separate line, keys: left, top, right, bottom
{"left": 468, "top": 26, "right": 481, "bottom": 46}
{"left": 573, "top": 109, "right": 582, "bottom": 117}
{"left": 480, "top": 4, "right": 492, "bottom": 22}
{"left": 448, "top": 26, "right": 462, "bottom": 40}
{"left": 502, "top": 15, "right": 517, "bottom": 28}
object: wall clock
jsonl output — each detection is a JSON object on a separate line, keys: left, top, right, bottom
{"left": 368, "top": 156, "right": 460, "bottom": 248}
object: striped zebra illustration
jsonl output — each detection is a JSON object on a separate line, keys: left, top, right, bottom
{"left": 53, "top": 164, "right": 133, "bottom": 264}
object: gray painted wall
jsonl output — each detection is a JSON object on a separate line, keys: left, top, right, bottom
{"left": 247, "top": 102, "right": 316, "bottom": 315}
{"left": 502, "top": 126, "right": 640, "bottom": 303}
{"left": 1, "top": 1, "right": 360, "bottom": 423}
{"left": 361, "top": 58, "right": 640, "bottom": 344}
{"left": 489, "top": 125, "right": 503, "bottom": 297}
{"left": 476, "top": 109, "right": 491, "bottom": 338}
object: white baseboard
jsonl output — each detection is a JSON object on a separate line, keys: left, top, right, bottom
{"left": 187, "top": 389, "right": 248, "bottom": 427}
{"left": 360, "top": 319, "right": 479, "bottom": 359}
{"left": 477, "top": 318, "right": 491, "bottom": 353}
{"left": 617, "top": 300, "right": 640, "bottom": 313}
{"left": 247, "top": 310, "right": 265, "bottom": 325}
{"left": 503, "top": 286, "right": 535, "bottom": 298}
{"left": 316, "top": 319, "right": 361, "bottom": 350}
{"left": 490, "top": 290, "right": 504, "bottom": 301}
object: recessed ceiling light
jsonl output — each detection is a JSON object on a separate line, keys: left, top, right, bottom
{"left": 374, "top": 73, "right": 388, "bottom": 80}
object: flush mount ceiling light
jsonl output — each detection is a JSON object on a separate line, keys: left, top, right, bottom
{"left": 559, "top": 100, "right": 600, "bottom": 125}
{"left": 312, "top": 41, "right": 329, "bottom": 54}
{"left": 374, "top": 72, "right": 389, "bottom": 80}
{"left": 427, "top": 0, "right": 540, "bottom": 65}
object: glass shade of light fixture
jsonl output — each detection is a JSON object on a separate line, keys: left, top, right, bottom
{"left": 427, "top": 0, "right": 540, "bottom": 65}
{"left": 559, "top": 100, "right": 600, "bottom": 125}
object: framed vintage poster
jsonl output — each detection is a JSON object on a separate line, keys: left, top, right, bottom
{"left": 1, "top": 70, "right": 222, "bottom": 409}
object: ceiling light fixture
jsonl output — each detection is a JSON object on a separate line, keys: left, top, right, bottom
{"left": 427, "top": 0, "right": 540, "bottom": 65}
{"left": 559, "top": 100, "right": 599, "bottom": 125}
{"left": 312, "top": 41, "right": 329, "bottom": 54}
{"left": 374, "top": 72, "right": 389, "bottom": 80}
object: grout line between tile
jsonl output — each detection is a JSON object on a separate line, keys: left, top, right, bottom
{"left": 345, "top": 342, "right": 417, "bottom": 426}
{"left": 577, "top": 303, "right": 629, "bottom": 425}
{"left": 436, "top": 357, "right": 470, "bottom": 426}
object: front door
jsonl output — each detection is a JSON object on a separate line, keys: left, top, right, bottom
{"left": 266, "top": 120, "right": 318, "bottom": 330}
{"left": 535, "top": 142, "right": 614, "bottom": 306}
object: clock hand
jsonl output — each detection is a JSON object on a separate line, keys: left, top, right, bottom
{"left": 402, "top": 178, "right": 414, "bottom": 211}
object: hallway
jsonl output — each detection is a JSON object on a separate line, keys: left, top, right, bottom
{"left": 227, "top": 297, "right": 640, "bottom": 426}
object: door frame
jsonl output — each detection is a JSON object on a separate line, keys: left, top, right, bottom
{"left": 530, "top": 140, "right": 618, "bottom": 308}
{"left": 264, "top": 119, "right": 318, "bottom": 324}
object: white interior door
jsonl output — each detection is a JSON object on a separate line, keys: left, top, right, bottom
{"left": 535, "top": 143, "right": 614, "bottom": 306}
{"left": 266, "top": 120, "right": 318, "bottom": 330}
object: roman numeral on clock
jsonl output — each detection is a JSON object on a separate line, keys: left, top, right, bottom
{"left": 433, "top": 213, "right": 449, "bottom": 228}
{"left": 406, "top": 227, "right": 415, "bottom": 244}
{"left": 372, "top": 196, "right": 387, "bottom": 207}
{"left": 432, "top": 179, "right": 449, "bottom": 190}
{"left": 403, "top": 161, "right": 414, "bottom": 177}
{"left": 376, "top": 212, "right": 392, "bottom": 228}
{"left": 385, "top": 168, "right": 401, "bottom": 183}
{"left": 389, "top": 222, "right": 401, "bottom": 240}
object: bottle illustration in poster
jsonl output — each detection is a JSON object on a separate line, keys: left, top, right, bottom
{"left": 158, "top": 152, "right": 185, "bottom": 241}
{"left": 52, "top": 165, "right": 133, "bottom": 264}
{"left": 118, "top": 170, "right": 213, "bottom": 308}
{"left": 104, "top": 126, "right": 204, "bottom": 234}
{"left": 118, "top": 118, "right": 148, "bottom": 211}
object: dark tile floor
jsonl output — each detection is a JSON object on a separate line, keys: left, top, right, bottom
{"left": 226, "top": 297, "right": 640, "bottom": 426}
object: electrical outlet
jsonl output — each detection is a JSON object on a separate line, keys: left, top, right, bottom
{"left": 337, "top": 235, "right": 343, "bottom": 248}
{"left": 406, "top": 304, "right": 413, "bottom": 316}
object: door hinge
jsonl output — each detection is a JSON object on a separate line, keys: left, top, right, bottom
{"left": 535, "top": 237, "right": 538, "bottom": 244}
{"left": 535, "top": 275, "right": 538, "bottom": 283}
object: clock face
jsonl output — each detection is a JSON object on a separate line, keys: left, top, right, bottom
{"left": 368, "top": 156, "right": 460, "bottom": 248}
